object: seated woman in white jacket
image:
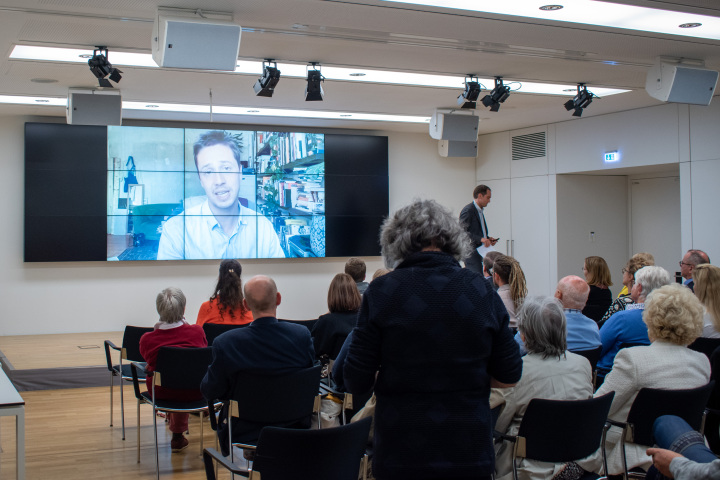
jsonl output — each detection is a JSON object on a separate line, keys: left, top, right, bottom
{"left": 493, "top": 296, "right": 593, "bottom": 480}
{"left": 590, "top": 283, "right": 711, "bottom": 476}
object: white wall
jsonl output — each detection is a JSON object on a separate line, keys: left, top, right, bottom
{"left": 0, "top": 117, "right": 476, "bottom": 336}
{"left": 556, "top": 175, "right": 629, "bottom": 295}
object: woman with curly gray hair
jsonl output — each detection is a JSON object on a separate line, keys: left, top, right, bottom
{"left": 345, "top": 199, "right": 522, "bottom": 480}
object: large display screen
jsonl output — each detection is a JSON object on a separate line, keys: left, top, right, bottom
{"left": 106, "top": 127, "right": 325, "bottom": 260}
{"left": 24, "top": 123, "right": 388, "bottom": 262}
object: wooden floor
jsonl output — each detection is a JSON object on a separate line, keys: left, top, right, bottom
{"left": 0, "top": 385, "right": 241, "bottom": 479}
{"left": 0, "top": 332, "right": 122, "bottom": 370}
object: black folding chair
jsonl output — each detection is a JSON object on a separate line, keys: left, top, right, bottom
{"left": 130, "top": 346, "right": 221, "bottom": 480}
{"left": 607, "top": 381, "right": 714, "bottom": 479}
{"left": 104, "top": 325, "right": 153, "bottom": 440}
{"left": 571, "top": 346, "right": 603, "bottom": 388}
{"left": 496, "top": 392, "right": 615, "bottom": 480}
{"left": 688, "top": 337, "right": 720, "bottom": 360}
{"left": 201, "top": 322, "right": 248, "bottom": 346}
{"left": 278, "top": 318, "right": 318, "bottom": 331}
{"left": 203, "top": 417, "right": 372, "bottom": 480}
{"left": 207, "top": 365, "right": 322, "bottom": 462}
{"left": 702, "top": 348, "right": 720, "bottom": 454}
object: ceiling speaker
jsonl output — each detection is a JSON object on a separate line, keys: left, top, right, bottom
{"left": 645, "top": 61, "right": 718, "bottom": 106}
{"left": 429, "top": 110, "right": 480, "bottom": 142}
{"left": 66, "top": 89, "right": 122, "bottom": 126}
{"left": 152, "top": 10, "right": 242, "bottom": 71}
{"left": 438, "top": 140, "right": 478, "bottom": 158}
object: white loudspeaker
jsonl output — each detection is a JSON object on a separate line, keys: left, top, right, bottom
{"left": 645, "top": 61, "right": 718, "bottom": 106}
{"left": 429, "top": 110, "right": 480, "bottom": 142}
{"left": 152, "top": 10, "right": 242, "bottom": 71}
{"left": 439, "top": 140, "right": 478, "bottom": 158}
{"left": 66, "top": 89, "right": 122, "bottom": 126}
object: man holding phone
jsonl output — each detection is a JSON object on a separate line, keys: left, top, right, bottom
{"left": 459, "top": 184, "right": 499, "bottom": 273}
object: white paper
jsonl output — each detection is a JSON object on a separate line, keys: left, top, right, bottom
{"left": 477, "top": 244, "right": 495, "bottom": 257}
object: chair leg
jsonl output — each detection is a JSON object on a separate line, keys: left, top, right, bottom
{"left": 136, "top": 400, "right": 141, "bottom": 464}
{"left": 153, "top": 405, "right": 160, "bottom": 480}
{"left": 120, "top": 379, "right": 126, "bottom": 440}
{"left": 199, "top": 411, "right": 205, "bottom": 456}
{"left": 110, "top": 372, "right": 114, "bottom": 427}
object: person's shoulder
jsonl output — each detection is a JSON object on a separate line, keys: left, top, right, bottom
{"left": 459, "top": 202, "right": 474, "bottom": 214}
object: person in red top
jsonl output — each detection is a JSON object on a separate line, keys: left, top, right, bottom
{"left": 140, "top": 287, "right": 207, "bottom": 452}
{"left": 196, "top": 259, "right": 253, "bottom": 326}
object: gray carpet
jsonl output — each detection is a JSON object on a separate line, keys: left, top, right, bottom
{"left": 8, "top": 365, "right": 108, "bottom": 392}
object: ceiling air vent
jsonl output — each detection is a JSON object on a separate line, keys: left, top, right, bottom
{"left": 511, "top": 131, "right": 546, "bottom": 161}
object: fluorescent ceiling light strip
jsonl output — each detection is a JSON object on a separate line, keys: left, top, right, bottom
{"left": 10, "top": 45, "right": 629, "bottom": 96}
{"left": 0, "top": 95, "right": 430, "bottom": 123}
{"left": 380, "top": 0, "right": 720, "bottom": 41}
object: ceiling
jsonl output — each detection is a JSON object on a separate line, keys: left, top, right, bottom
{"left": 0, "top": 0, "right": 718, "bottom": 134}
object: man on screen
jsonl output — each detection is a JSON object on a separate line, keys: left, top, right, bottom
{"left": 157, "top": 130, "right": 285, "bottom": 260}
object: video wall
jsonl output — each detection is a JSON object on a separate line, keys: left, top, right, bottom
{"left": 25, "top": 123, "right": 388, "bottom": 262}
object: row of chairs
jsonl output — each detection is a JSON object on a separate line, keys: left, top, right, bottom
{"left": 499, "top": 381, "right": 714, "bottom": 480}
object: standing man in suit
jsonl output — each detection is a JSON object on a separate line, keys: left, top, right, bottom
{"left": 679, "top": 249, "right": 710, "bottom": 292}
{"left": 459, "top": 184, "right": 499, "bottom": 273}
{"left": 200, "top": 275, "right": 315, "bottom": 453}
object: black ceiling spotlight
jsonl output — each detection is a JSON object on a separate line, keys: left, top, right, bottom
{"left": 481, "top": 77, "right": 511, "bottom": 112}
{"left": 457, "top": 75, "right": 482, "bottom": 108}
{"left": 305, "top": 63, "right": 325, "bottom": 101}
{"left": 253, "top": 59, "right": 281, "bottom": 97}
{"left": 564, "top": 83, "right": 595, "bottom": 117}
{"left": 87, "top": 46, "right": 122, "bottom": 88}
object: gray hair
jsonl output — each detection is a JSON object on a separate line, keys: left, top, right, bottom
{"left": 635, "top": 266, "right": 672, "bottom": 300}
{"left": 556, "top": 275, "right": 590, "bottom": 310}
{"left": 156, "top": 287, "right": 186, "bottom": 324}
{"left": 380, "top": 199, "right": 472, "bottom": 268}
{"left": 687, "top": 249, "right": 710, "bottom": 266}
{"left": 518, "top": 295, "right": 567, "bottom": 359}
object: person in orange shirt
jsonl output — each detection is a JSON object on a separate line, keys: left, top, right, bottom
{"left": 196, "top": 259, "right": 253, "bottom": 326}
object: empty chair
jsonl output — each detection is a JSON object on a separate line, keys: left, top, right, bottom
{"left": 495, "top": 392, "right": 615, "bottom": 480}
{"left": 104, "top": 325, "right": 153, "bottom": 440}
{"left": 130, "top": 346, "right": 220, "bottom": 479}
{"left": 201, "top": 322, "right": 247, "bottom": 346}
{"left": 203, "top": 417, "right": 372, "bottom": 480}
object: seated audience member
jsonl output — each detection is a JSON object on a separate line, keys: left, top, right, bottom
{"left": 596, "top": 266, "right": 671, "bottom": 376}
{"left": 646, "top": 415, "right": 720, "bottom": 480}
{"left": 589, "top": 284, "right": 710, "bottom": 476}
{"left": 345, "top": 257, "right": 369, "bottom": 294}
{"left": 200, "top": 275, "right": 315, "bottom": 453}
{"left": 483, "top": 250, "right": 502, "bottom": 290}
{"left": 582, "top": 256, "right": 613, "bottom": 323}
{"left": 332, "top": 268, "right": 390, "bottom": 391}
{"left": 311, "top": 273, "right": 361, "bottom": 360}
{"left": 494, "top": 296, "right": 593, "bottom": 480}
{"left": 601, "top": 253, "right": 655, "bottom": 325}
{"left": 516, "top": 275, "right": 600, "bottom": 355}
{"left": 140, "top": 287, "right": 207, "bottom": 452}
{"left": 344, "top": 199, "right": 522, "bottom": 480}
{"left": 693, "top": 264, "right": 720, "bottom": 338}
{"left": 196, "top": 259, "right": 253, "bottom": 326}
{"left": 493, "top": 255, "right": 528, "bottom": 332}
{"left": 680, "top": 249, "right": 711, "bottom": 292}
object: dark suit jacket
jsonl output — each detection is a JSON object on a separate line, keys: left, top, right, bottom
{"left": 200, "top": 316, "right": 315, "bottom": 450}
{"left": 459, "top": 201, "right": 488, "bottom": 273}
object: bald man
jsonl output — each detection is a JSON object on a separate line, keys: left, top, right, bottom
{"left": 515, "top": 275, "right": 601, "bottom": 355}
{"left": 201, "top": 275, "right": 315, "bottom": 453}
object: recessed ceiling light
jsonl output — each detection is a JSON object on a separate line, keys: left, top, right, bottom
{"left": 145, "top": 104, "right": 159, "bottom": 108}
{"left": 30, "top": 78, "right": 58, "bottom": 83}
{"left": 35, "top": 99, "right": 49, "bottom": 102}
{"left": 679, "top": 23, "right": 702, "bottom": 28}
{"left": 539, "top": 5, "right": 563, "bottom": 11}
{"left": 79, "top": 54, "right": 92, "bottom": 59}
{"left": 340, "top": 114, "right": 352, "bottom": 117}
{"left": 247, "top": 110, "right": 260, "bottom": 113}
{"left": 349, "top": 73, "right": 366, "bottom": 77}
{"left": 562, "top": 88, "right": 576, "bottom": 92}
{"left": 10, "top": 45, "right": 630, "bottom": 98}
{"left": 379, "top": 0, "right": 720, "bottom": 40}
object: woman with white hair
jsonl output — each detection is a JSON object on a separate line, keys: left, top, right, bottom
{"left": 344, "top": 199, "right": 522, "bottom": 480}
{"left": 596, "top": 266, "right": 671, "bottom": 377}
{"left": 494, "top": 296, "right": 593, "bottom": 480}
{"left": 588, "top": 284, "right": 711, "bottom": 475}
{"left": 140, "top": 287, "right": 207, "bottom": 452}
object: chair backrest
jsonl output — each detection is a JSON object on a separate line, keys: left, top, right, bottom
{"left": 278, "top": 318, "right": 318, "bottom": 331}
{"left": 689, "top": 337, "right": 720, "bottom": 360}
{"left": 202, "top": 322, "right": 248, "bottom": 346}
{"left": 708, "top": 348, "right": 720, "bottom": 410}
{"left": 516, "top": 391, "right": 615, "bottom": 462}
{"left": 569, "top": 346, "right": 603, "bottom": 371}
{"left": 626, "top": 381, "right": 715, "bottom": 446}
{"left": 154, "top": 346, "right": 213, "bottom": 390}
{"left": 230, "top": 365, "right": 321, "bottom": 424}
{"left": 252, "top": 417, "right": 372, "bottom": 480}
{"left": 122, "top": 326, "right": 154, "bottom": 361}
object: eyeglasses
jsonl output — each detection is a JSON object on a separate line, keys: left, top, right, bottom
{"left": 679, "top": 261, "right": 692, "bottom": 267}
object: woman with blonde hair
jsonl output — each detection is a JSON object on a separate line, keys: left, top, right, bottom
{"left": 582, "top": 256, "right": 613, "bottom": 323}
{"left": 493, "top": 255, "right": 528, "bottom": 332}
{"left": 693, "top": 264, "right": 720, "bottom": 338}
{"left": 600, "top": 253, "right": 655, "bottom": 325}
